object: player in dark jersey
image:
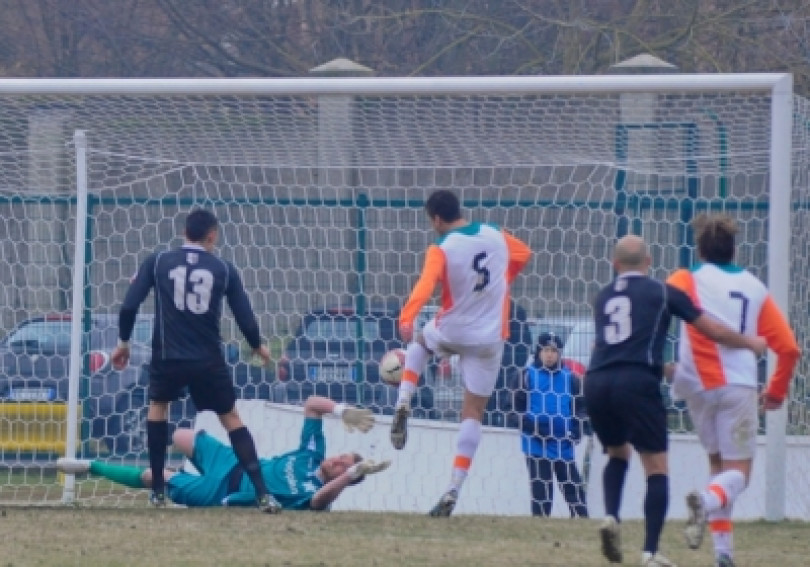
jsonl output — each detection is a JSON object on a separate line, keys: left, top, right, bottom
{"left": 56, "top": 395, "right": 390, "bottom": 510}
{"left": 110, "top": 209, "right": 279, "bottom": 512}
{"left": 584, "top": 235, "right": 767, "bottom": 567}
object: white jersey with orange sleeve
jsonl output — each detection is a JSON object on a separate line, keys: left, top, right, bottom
{"left": 399, "top": 222, "right": 530, "bottom": 345}
{"left": 667, "top": 263, "right": 800, "bottom": 401}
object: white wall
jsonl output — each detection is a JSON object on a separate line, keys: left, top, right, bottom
{"left": 194, "top": 400, "right": 810, "bottom": 520}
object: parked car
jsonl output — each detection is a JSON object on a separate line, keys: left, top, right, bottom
{"left": 272, "top": 304, "right": 434, "bottom": 416}
{"left": 0, "top": 312, "right": 153, "bottom": 455}
{"left": 0, "top": 312, "right": 263, "bottom": 456}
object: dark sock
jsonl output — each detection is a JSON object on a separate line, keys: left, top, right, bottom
{"left": 147, "top": 420, "right": 169, "bottom": 495}
{"left": 89, "top": 461, "right": 145, "bottom": 489}
{"left": 229, "top": 426, "right": 268, "bottom": 498}
{"left": 603, "top": 457, "right": 629, "bottom": 520}
{"left": 643, "top": 474, "right": 669, "bottom": 554}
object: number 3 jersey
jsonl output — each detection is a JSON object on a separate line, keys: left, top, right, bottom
{"left": 587, "top": 272, "right": 702, "bottom": 375}
{"left": 667, "top": 263, "right": 799, "bottom": 401}
{"left": 121, "top": 244, "right": 262, "bottom": 360}
{"left": 399, "top": 222, "right": 531, "bottom": 345}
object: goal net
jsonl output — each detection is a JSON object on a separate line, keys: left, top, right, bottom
{"left": 0, "top": 76, "right": 805, "bottom": 519}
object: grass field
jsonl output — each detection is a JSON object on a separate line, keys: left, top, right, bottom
{"left": 0, "top": 505, "right": 806, "bottom": 566}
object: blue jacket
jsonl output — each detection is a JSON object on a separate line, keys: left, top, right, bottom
{"left": 518, "top": 364, "right": 583, "bottom": 460}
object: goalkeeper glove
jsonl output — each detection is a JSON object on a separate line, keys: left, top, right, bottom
{"left": 333, "top": 404, "right": 375, "bottom": 433}
{"left": 347, "top": 459, "right": 392, "bottom": 481}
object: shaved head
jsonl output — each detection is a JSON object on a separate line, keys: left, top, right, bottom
{"left": 613, "top": 235, "right": 650, "bottom": 272}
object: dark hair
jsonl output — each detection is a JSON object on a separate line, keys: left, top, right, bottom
{"left": 425, "top": 190, "right": 462, "bottom": 223}
{"left": 185, "top": 209, "right": 218, "bottom": 243}
{"left": 537, "top": 332, "right": 564, "bottom": 350}
{"left": 694, "top": 214, "right": 737, "bottom": 264}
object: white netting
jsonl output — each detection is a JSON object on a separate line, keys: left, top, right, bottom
{"left": 0, "top": 79, "right": 805, "bottom": 517}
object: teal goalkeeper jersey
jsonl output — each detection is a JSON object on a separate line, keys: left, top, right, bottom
{"left": 229, "top": 417, "right": 326, "bottom": 510}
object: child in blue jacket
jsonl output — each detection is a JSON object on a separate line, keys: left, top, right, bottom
{"left": 515, "top": 332, "right": 588, "bottom": 517}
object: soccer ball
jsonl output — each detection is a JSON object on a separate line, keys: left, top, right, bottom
{"left": 379, "top": 348, "right": 406, "bottom": 386}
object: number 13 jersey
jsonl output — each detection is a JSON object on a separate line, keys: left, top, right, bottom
{"left": 123, "top": 244, "right": 262, "bottom": 361}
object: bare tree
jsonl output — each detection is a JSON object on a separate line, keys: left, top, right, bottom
{"left": 0, "top": 0, "right": 807, "bottom": 93}
{"left": 0, "top": 0, "right": 195, "bottom": 77}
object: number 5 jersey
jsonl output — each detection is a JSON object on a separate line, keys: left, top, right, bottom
{"left": 399, "top": 222, "right": 530, "bottom": 345}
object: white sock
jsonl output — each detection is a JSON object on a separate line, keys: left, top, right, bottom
{"left": 449, "top": 469, "right": 468, "bottom": 492}
{"left": 709, "top": 504, "right": 734, "bottom": 559}
{"left": 396, "top": 342, "right": 430, "bottom": 406}
{"left": 703, "top": 469, "right": 746, "bottom": 513}
{"left": 449, "top": 419, "right": 481, "bottom": 492}
{"left": 396, "top": 381, "right": 416, "bottom": 406}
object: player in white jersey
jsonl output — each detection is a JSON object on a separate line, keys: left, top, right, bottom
{"left": 389, "top": 189, "right": 531, "bottom": 516}
{"left": 666, "top": 214, "right": 800, "bottom": 567}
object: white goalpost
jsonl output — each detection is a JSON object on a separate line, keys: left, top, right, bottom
{"left": 0, "top": 74, "right": 804, "bottom": 520}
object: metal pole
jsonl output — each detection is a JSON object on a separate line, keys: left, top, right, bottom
{"left": 0, "top": 74, "right": 791, "bottom": 96}
{"left": 764, "top": 74, "right": 793, "bottom": 522}
{"left": 62, "top": 130, "right": 89, "bottom": 504}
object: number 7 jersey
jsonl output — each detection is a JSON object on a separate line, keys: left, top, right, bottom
{"left": 667, "top": 263, "right": 800, "bottom": 401}
{"left": 399, "top": 222, "right": 531, "bottom": 345}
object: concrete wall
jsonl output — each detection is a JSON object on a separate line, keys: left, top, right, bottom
{"left": 195, "top": 400, "right": 810, "bottom": 520}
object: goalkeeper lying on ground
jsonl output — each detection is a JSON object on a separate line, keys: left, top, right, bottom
{"left": 57, "top": 395, "right": 390, "bottom": 511}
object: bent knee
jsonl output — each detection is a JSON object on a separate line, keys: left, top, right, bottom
{"left": 172, "top": 428, "right": 196, "bottom": 451}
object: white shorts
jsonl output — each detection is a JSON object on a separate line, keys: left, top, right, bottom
{"left": 685, "top": 385, "right": 759, "bottom": 460}
{"left": 421, "top": 319, "right": 504, "bottom": 397}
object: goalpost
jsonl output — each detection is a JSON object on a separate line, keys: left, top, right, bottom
{"left": 0, "top": 75, "right": 804, "bottom": 519}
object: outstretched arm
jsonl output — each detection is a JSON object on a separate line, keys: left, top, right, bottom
{"left": 310, "top": 459, "right": 391, "bottom": 511}
{"left": 691, "top": 313, "right": 767, "bottom": 356}
{"left": 304, "top": 395, "right": 375, "bottom": 433}
{"left": 310, "top": 469, "right": 356, "bottom": 510}
{"left": 303, "top": 395, "right": 338, "bottom": 418}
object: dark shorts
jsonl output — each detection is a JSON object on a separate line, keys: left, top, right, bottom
{"left": 583, "top": 366, "right": 668, "bottom": 453}
{"left": 149, "top": 358, "right": 236, "bottom": 415}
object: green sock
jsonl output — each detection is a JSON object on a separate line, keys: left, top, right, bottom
{"left": 89, "top": 461, "right": 146, "bottom": 489}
